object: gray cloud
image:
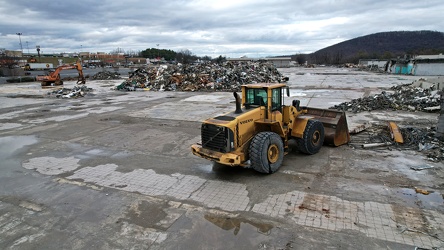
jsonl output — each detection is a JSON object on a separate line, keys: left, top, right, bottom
{"left": 1, "top": 0, "right": 443, "bottom": 57}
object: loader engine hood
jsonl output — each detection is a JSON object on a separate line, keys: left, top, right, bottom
{"left": 200, "top": 107, "right": 263, "bottom": 152}
{"left": 199, "top": 90, "right": 267, "bottom": 154}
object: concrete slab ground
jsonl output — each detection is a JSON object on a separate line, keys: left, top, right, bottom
{"left": 0, "top": 67, "right": 443, "bottom": 249}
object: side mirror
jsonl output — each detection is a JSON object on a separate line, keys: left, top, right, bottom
{"left": 286, "top": 86, "right": 290, "bottom": 97}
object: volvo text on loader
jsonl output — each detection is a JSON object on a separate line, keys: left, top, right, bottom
{"left": 191, "top": 83, "right": 350, "bottom": 174}
{"left": 36, "top": 60, "right": 85, "bottom": 87}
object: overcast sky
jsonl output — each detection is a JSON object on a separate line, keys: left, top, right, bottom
{"left": 1, "top": 0, "right": 443, "bottom": 58}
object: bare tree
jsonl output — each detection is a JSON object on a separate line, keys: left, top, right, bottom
{"left": 176, "top": 49, "right": 196, "bottom": 64}
{"left": 292, "top": 54, "right": 306, "bottom": 65}
{"left": 0, "top": 54, "right": 20, "bottom": 76}
{"left": 110, "top": 48, "right": 125, "bottom": 54}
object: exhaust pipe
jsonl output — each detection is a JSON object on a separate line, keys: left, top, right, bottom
{"left": 233, "top": 92, "right": 242, "bottom": 114}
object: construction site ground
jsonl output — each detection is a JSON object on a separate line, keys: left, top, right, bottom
{"left": 0, "top": 66, "right": 443, "bottom": 250}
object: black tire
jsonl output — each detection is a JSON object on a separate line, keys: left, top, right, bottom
{"left": 249, "top": 132, "right": 284, "bottom": 174}
{"left": 297, "top": 120, "right": 325, "bottom": 155}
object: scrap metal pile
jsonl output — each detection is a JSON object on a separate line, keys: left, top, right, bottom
{"left": 114, "top": 61, "right": 288, "bottom": 91}
{"left": 330, "top": 83, "right": 441, "bottom": 113}
{"left": 350, "top": 122, "right": 444, "bottom": 162}
{"left": 92, "top": 71, "right": 121, "bottom": 80}
{"left": 47, "top": 85, "right": 93, "bottom": 98}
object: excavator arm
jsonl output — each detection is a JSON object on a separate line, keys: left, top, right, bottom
{"left": 37, "top": 60, "right": 85, "bottom": 86}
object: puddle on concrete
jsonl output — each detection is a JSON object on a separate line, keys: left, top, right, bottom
{"left": 76, "top": 147, "right": 132, "bottom": 160}
{"left": 85, "top": 149, "right": 106, "bottom": 156}
{"left": 395, "top": 188, "right": 443, "bottom": 210}
{"left": 204, "top": 214, "right": 273, "bottom": 236}
{"left": 0, "top": 136, "right": 38, "bottom": 177}
{"left": 167, "top": 212, "right": 275, "bottom": 248}
{"left": 0, "top": 136, "right": 38, "bottom": 158}
{"left": 195, "top": 164, "right": 214, "bottom": 174}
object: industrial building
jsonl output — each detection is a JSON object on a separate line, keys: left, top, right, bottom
{"left": 360, "top": 54, "right": 444, "bottom": 76}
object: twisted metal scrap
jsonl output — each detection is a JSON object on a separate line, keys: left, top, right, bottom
{"left": 331, "top": 84, "right": 441, "bottom": 113}
{"left": 91, "top": 71, "right": 121, "bottom": 80}
{"left": 48, "top": 85, "right": 93, "bottom": 98}
{"left": 351, "top": 124, "right": 444, "bottom": 162}
{"left": 115, "top": 61, "right": 287, "bottom": 92}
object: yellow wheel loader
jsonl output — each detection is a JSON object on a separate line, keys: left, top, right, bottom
{"left": 191, "top": 83, "right": 350, "bottom": 174}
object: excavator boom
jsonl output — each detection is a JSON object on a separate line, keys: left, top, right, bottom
{"left": 37, "top": 60, "right": 85, "bottom": 86}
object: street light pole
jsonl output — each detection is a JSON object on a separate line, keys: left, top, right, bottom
{"left": 36, "top": 45, "right": 41, "bottom": 62}
{"left": 16, "top": 33, "right": 23, "bottom": 53}
{"left": 26, "top": 41, "right": 29, "bottom": 54}
{"left": 156, "top": 44, "right": 159, "bottom": 59}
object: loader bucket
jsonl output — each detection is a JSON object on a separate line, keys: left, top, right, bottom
{"left": 305, "top": 107, "right": 350, "bottom": 146}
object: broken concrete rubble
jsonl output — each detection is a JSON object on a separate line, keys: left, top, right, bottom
{"left": 47, "top": 85, "right": 93, "bottom": 98}
{"left": 91, "top": 71, "right": 121, "bottom": 80}
{"left": 331, "top": 83, "right": 441, "bottom": 113}
{"left": 114, "top": 61, "right": 288, "bottom": 92}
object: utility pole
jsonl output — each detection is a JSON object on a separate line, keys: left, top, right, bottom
{"left": 16, "top": 33, "right": 23, "bottom": 53}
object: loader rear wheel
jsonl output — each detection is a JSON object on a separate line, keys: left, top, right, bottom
{"left": 249, "top": 132, "right": 284, "bottom": 174}
{"left": 297, "top": 120, "right": 324, "bottom": 155}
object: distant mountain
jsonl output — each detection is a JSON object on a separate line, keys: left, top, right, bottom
{"left": 293, "top": 31, "right": 444, "bottom": 64}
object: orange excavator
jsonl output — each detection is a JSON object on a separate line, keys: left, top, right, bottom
{"left": 36, "top": 60, "right": 85, "bottom": 86}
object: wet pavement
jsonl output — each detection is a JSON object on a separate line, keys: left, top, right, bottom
{"left": 0, "top": 67, "right": 443, "bottom": 249}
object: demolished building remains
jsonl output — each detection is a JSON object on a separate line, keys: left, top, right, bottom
{"left": 47, "top": 85, "right": 93, "bottom": 98}
{"left": 91, "top": 71, "right": 121, "bottom": 80}
{"left": 114, "top": 61, "right": 288, "bottom": 91}
{"left": 330, "top": 78, "right": 442, "bottom": 113}
{"left": 359, "top": 54, "right": 444, "bottom": 76}
{"left": 350, "top": 122, "right": 444, "bottom": 162}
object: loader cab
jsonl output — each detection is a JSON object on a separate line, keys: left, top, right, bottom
{"left": 242, "top": 83, "right": 286, "bottom": 113}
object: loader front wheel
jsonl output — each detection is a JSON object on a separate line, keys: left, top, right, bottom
{"left": 249, "top": 132, "right": 284, "bottom": 174}
{"left": 297, "top": 120, "right": 324, "bottom": 155}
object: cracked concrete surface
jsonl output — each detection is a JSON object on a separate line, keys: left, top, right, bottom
{"left": 0, "top": 67, "right": 443, "bottom": 249}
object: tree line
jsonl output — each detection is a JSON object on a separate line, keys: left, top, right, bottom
{"left": 112, "top": 47, "right": 227, "bottom": 64}
{"left": 293, "top": 30, "right": 444, "bottom": 65}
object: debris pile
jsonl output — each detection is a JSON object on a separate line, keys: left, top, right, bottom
{"left": 360, "top": 64, "right": 385, "bottom": 73}
{"left": 330, "top": 84, "right": 441, "bottom": 113}
{"left": 114, "top": 61, "right": 288, "bottom": 92}
{"left": 92, "top": 71, "right": 121, "bottom": 80}
{"left": 350, "top": 123, "right": 444, "bottom": 162}
{"left": 62, "top": 75, "right": 89, "bottom": 81}
{"left": 48, "top": 85, "right": 93, "bottom": 98}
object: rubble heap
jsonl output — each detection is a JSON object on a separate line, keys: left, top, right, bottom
{"left": 350, "top": 123, "right": 444, "bottom": 162}
{"left": 115, "top": 61, "right": 288, "bottom": 91}
{"left": 92, "top": 71, "right": 121, "bottom": 80}
{"left": 48, "top": 85, "right": 93, "bottom": 98}
{"left": 330, "top": 84, "right": 441, "bottom": 113}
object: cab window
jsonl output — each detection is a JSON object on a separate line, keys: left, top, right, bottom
{"left": 246, "top": 88, "right": 267, "bottom": 106}
{"left": 271, "top": 88, "right": 282, "bottom": 111}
